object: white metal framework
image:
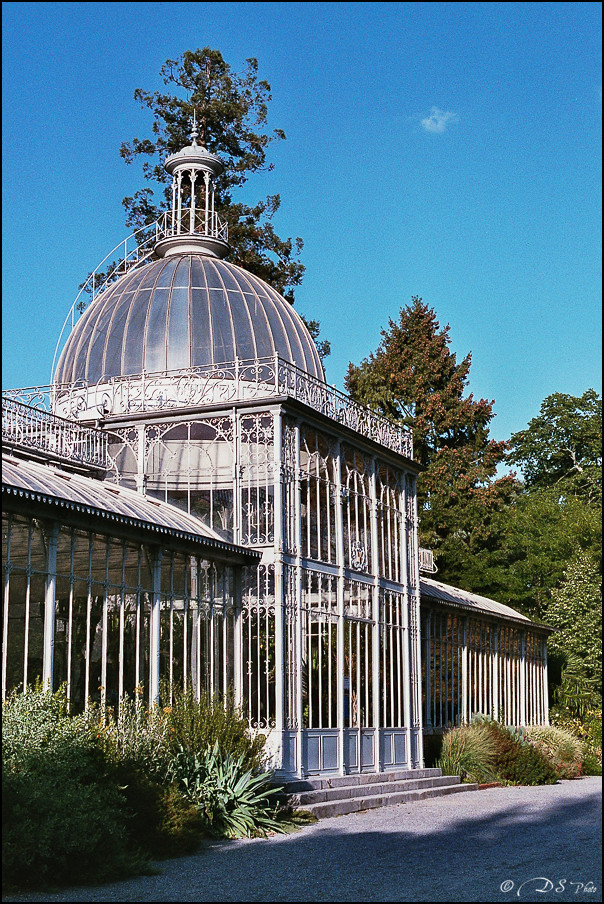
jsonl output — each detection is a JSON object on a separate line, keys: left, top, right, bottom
{"left": 1, "top": 124, "right": 551, "bottom": 779}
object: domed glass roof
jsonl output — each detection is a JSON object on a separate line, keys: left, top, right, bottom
{"left": 55, "top": 254, "right": 324, "bottom": 384}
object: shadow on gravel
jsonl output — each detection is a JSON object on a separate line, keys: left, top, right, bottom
{"left": 3, "top": 781, "right": 602, "bottom": 904}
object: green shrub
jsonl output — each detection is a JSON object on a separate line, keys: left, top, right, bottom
{"left": 92, "top": 693, "right": 171, "bottom": 779}
{"left": 526, "top": 725, "right": 583, "bottom": 779}
{"left": 165, "top": 689, "right": 266, "bottom": 771}
{"left": 437, "top": 718, "right": 558, "bottom": 786}
{"left": 437, "top": 720, "right": 498, "bottom": 783}
{"left": 169, "top": 741, "right": 283, "bottom": 838}
{"left": 2, "top": 686, "right": 147, "bottom": 891}
{"left": 487, "top": 722, "right": 557, "bottom": 785}
{"left": 550, "top": 708, "right": 602, "bottom": 776}
{"left": 115, "top": 768, "right": 207, "bottom": 858}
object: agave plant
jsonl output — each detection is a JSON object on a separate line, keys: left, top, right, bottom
{"left": 168, "top": 742, "right": 284, "bottom": 838}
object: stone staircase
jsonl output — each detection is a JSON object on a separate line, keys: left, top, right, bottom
{"left": 277, "top": 768, "right": 479, "bottom": 819}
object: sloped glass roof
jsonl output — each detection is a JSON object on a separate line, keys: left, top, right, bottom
{"left": 2, "top": 453, "right": 259, "bottom": 562}
{"left": 420, "top": 577, "right": 544, "bottom": 627}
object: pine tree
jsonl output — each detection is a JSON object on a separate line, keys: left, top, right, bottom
{"left": 346, "top": 296, "right": 517, "bottom": 586}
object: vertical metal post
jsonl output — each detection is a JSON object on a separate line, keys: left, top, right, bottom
{"left": 149, "top": 548, "right": 162, "bottom": 707}
{"left": 294, "top": 422, "right": 304, "bottom": 776}
{"left": 42, "top": 522, "right": 59, "bottom": 691}
{"left": 272, "top": 407, "right": 285, "bottom": 766}
{"left": 335, "top": 438, "right": 345, "bottom": 775}
{"left": 233, "top": 566, "right": 243, "bottom": 709}
{"left": 2, "top": 514, "right": 12, "bottom": 702}
{"left": 461, "top": 616, "right": 468, "bottom": 724}
{"left": 369, "top": 458, "right": 380, "bottom": 771}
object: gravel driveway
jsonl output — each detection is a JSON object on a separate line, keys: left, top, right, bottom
{"left": 3, "top": 777, "right": 601, "bottom": 903}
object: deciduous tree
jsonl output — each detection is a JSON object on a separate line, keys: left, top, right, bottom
{"left": 508, "top": 390, "right": 602, "bottom": 505}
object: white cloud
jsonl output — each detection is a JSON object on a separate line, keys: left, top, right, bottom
{"left": 421, "top": 107, "right": 459, "bottom": 134}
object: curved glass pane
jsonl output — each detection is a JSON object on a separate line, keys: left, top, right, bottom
{"left": 167, "top": 284, "right": 190, "bottom": 371}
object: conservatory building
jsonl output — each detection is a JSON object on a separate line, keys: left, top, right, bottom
{"left": 1, "top": 128, "right": 551, "bottom": 778}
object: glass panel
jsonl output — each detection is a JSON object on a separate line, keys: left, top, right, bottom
{"left": 102, "top": 293, "right": 133, "bottom": 378}
{"left": 209, "top": 289, "right": 235, "bottom": 361}
{"left": 85, "top": 296, "right": 116, "bottom": 381}
{"left": 190, "top": 286, "right": 213, "bottom": 365}
{"left": 229, "top": 291, "right": 258, "bottom": 361}
{"left": 144, "top": 289, "right": 169, "bottom": 373}
{"left": 167, "top": 284, "right": 191, "bottom": 371}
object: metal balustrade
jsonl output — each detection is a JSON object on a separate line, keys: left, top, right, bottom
{"left": 419, "top": 547, "right": 437, "bottom": 574}
{"left": 3, "top": 356, "right": 414, "bottom": 460}
{"left": 2, "top": 396, "right": 108, "bottom": 469}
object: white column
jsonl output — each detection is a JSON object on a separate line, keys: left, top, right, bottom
{"left": 272, "top": 408, "right": 285, "bottom": 765}
{"left": 492, "top": 627, "right": 499, "bottom": 722}
{"left": 519, "top": 632, "right": 527, "bottom": 727}
{"left": 335, "top": 438, "right": 345, "bottom": 775}
{"left": 542, "top": 638, "right": 550, "bottom": 725}
{"left": 294, "top": 423, "right": 304, "bottom": 777}
{"left": 149, "top": 549, "right": 162, "bottom": 706}
{"left": 171, "top": 175, "right": 177, "bottom": 231}
{"left": 369, "top": 459, "right": 381, "bottom": 772}
{"left": 176, "top": 171, "right": 183, "bottom": 234}
{"left": 204, "top": 171, "right": 210, "bottom": 234}
{"left": 2, "top": 515, "right": 11, "bottom": 702}
{"left": 424, "top": 612, "right": 432, "bottom": 730}
{"left": 42, "top": 523, "right": 59, "bottom": 691}
{"left": 189, "top": 169, "right": 197, "bottom": 232}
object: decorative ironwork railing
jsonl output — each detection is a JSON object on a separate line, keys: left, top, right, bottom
{"left": 158, "top": 207, "right": 228, "bottom": 243}
{"left": 3, "top": 356, "right": 413, "bottom": 459}
{"left": 419, "top": 547, "right": 437, "bottom": 574}
{"left": 2, "top": 397, "right": 108, "bottom": 470}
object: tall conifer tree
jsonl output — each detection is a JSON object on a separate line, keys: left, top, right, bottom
{"left": 120, "top": 48, "right": 304, "bottom": 303}
{"left": 346, "top": 296, "right": 518, "bottom": 587}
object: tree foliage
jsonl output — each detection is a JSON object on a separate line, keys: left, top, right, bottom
{"left": 120, "top": 48, "right": 306, "bottom": 304}
{"left": 345, "top": 296, "right": 518, "bottom": 586}
{"left": 546, "top": 553, "right": 602, "bottom": 709}
{"left": 467, "top": 486, "right": 602, "bottom": 620}
{"left": 508, "top": 390, "right": 602, "bottom": 504}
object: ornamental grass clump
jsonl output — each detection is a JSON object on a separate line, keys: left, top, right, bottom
{"left": 526, "top": 725, "right": 583, "bottom": 779}
{"left": 168, "top": 741, "right": 284, "bottom": 838}
{"left": 437, "top": 720, "right": 498, "bottom": 783}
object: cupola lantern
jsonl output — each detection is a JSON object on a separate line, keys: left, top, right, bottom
{"left": 154, "top": 111, "right": 230, "bottom": 259}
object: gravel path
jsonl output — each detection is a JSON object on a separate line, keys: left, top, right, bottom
{"left": 3, "top": 777, "right": 601, "bottom": 903}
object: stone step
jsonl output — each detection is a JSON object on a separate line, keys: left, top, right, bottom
{"left": 300, "top": 780, "right": 480, "bottom": 819}
{"left": 279, "top": 767, "right": 442, "bottom": 794}
{"left": 288, "top": 774, "right": 462, "bottom": 806}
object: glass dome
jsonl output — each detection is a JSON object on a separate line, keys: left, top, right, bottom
{"left": 54, "top": 254, "right": 324, "bottom": 384}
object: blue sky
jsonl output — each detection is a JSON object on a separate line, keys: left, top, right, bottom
{"left": 2, "top": 1, "right": 602, "bottom": 446}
